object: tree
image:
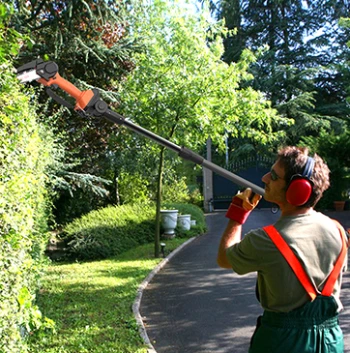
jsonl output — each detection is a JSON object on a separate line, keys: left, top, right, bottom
{"left": 7, "top": 0, "right": 144, "bottom": 222}
{"left": 117, "top": 0, "right": 289, "bottom": 257}
{"left": 302, "top": 130, "right": 350, "bottom": 209}
{"left": 213, "top": 0, "right": 350, "bottom": 146}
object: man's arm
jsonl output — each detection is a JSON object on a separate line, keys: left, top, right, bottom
{"left": 217, "top": 220, "right": 242, "bottom": 269}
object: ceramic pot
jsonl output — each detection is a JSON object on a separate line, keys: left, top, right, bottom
{"left": 160, "top": 210, "right": 178, "bottom": 235}
{"left": 178, "top": 214, "right": 191, "bottom": 231}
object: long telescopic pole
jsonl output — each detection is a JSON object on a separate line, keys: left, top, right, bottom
{"left": 16, "top": 59, "right": 266, "bottom": 196}
{"left": 103, "top": 109, "right": 266, "bottom": 196}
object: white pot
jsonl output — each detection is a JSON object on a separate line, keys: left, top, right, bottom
{"left": 178, "top": 214, "right": 191, "bottom": 231}
{"left": 160, "top": 210, "right": 178, "bottom": 235}
{"left": 190, "top": 220, "right": 196, "bottom": 227}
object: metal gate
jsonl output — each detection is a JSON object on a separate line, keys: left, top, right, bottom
{"left": 212, "top": 156, "right": 275, "bottom": 210}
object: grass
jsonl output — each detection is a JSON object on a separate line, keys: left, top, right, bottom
{"left": 28, "top": 237, "right": 193, "bottom": 353}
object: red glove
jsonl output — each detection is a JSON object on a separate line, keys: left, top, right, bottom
{"left": 226, "top": 188, "right": 261, "bottom": 224}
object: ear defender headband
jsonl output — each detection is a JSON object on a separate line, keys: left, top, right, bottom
{"left": 286, "top": 156, "right": 315, "bottom": 206}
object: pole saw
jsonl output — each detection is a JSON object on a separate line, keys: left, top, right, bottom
{"left": 16, "top": 58, "right": 265, "bottom": 197}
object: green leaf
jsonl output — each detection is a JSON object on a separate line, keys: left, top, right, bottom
{"left": 17, "top": 287, "right": 32, "bottom": 308}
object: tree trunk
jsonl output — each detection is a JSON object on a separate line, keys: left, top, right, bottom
{"left": 154, "top": 146, "right": 165, "bottom": 258}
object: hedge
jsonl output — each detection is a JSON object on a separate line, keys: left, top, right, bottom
{"left": 62, "top": 203, "right": 157, "bottom": 260}
{"left": 0, "top": 60, "right": 54, "bottom": 352}
{"left": 0, "top": 7, "right": 55, "bottom": 352}
{"left": 61, "top": 202, "right": 207, "bottom": 261}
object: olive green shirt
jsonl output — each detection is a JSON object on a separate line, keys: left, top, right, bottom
{"left": 226, "top": 211, "right": 345, "bottom": 313}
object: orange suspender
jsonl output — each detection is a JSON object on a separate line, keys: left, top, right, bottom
{"left": 263, "top": 221, "right": 347, "bottom": 301}
{"left": 321, "top": 221, "right": 348, "bottom": 296}
{"left": 263, "top": 225, "right": 317, "bottom": 300}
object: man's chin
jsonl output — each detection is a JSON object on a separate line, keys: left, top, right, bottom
{"left": 262, "top": 189, "right": 268, "bottom": 198}
{"left": 263, "top": 192, "right": 272, "bottom": 202}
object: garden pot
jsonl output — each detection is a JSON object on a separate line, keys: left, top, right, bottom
{"left": 190, "top": 220, "right": 196, "bottom": 227}
{"left": 160, "top": 210, "right": 178, "bottom": 236}
{"left": 333, "top": 201, "right": 345, "bottom": 211}
{"left": 178, "top": 214, "right": 191, "bottom": 231}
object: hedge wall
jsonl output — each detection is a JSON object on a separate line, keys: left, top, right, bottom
{"left": 0, "top": 8, "right": 54, "bottom": 352}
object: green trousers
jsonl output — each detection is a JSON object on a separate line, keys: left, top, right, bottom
{"left": 249, "top": 296, "right": 344, "bottom": 353}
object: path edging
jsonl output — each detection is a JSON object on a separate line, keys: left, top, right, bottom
{"left": 132, "top": 237, "right": 196, "bottom": 353}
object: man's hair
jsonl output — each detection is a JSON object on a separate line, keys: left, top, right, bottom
{"left": 277, "top": 146, "right": 330, "bottom": 207}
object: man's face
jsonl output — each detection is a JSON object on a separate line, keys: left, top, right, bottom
{"left": 261, "top": 159, "right": 288, "bottom": 204}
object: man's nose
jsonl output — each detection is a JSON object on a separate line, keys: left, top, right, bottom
{"left": 262, "top": 172, "right": 270, "bottom": 184}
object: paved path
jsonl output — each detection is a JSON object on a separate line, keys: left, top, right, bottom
{"left": 140, "top": 210, "right": 350, "bottom": 353}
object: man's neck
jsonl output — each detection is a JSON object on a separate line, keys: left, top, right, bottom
{"left": 280, "top": 204, "right": 313, "bottom": 217}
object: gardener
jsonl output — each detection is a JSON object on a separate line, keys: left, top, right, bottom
{"left": 217, "top": 146, "right": 348, "bottom": 353}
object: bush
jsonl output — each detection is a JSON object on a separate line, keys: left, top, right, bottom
{"left": 163, "top": 176, "right": 191, "bottom": 203}
{"left": 119, "top": 171, "right": 151, "bottom": 204}
{"left": 162, "top": 176, "right": 204, "bottom": 207}
{"left": 0, "top": 8, "right": 55, "bottom": 351}
{"left": 62, "top": 203, "right": 156, "bottom": 260}
{"left": 61, "top": 202, "right": 207, "bottom": 261}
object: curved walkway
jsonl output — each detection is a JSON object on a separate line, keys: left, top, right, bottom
{"left": 135, "top": 209, "right": 350, "bottom": 353}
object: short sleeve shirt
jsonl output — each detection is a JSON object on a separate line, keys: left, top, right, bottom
{"left": 226, "top": 211, "right": 344, "bottom": 312}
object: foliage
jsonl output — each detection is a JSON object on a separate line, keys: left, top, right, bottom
{"left": 119, "top": 5, "right": 284, "bottom": 148}
{"left": 162, "top": 174, "right": 203, "bottom": 208}
{"left": 117, "top": 0, "right": 288, "bottom": 256}
{"left": 10, "top": 0, "right": 135, "bottom": 164}
{"left": 50, "top": 161, "right": 113, "bottom": 225}
{"left": 0, "top": 4, "right": 55, "bottom": 351}
{"left": 6, "top": 0, "right": 144, "bottom": 224}
{"left": 118, "top": 171, "right": 151, "bottom": 205}
{"left": 162, "top": 176, "right": 191, "bottom": 203}
{"left": 302, "top": 130, "right": 350, "bottom": 208}
{"left": 11, "top": 0, "right": 137, "bottom": 91}
{"left": 214, "top": 0, "right": 350, "bottom": 148}
{"left": 62, "top": 203, "right": 157, "bottom": 261}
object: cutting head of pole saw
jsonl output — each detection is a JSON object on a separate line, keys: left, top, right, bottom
{"left": 17, "top": 58, "right": 58, "bottom": 82}
{"left": 16, "top": 58, "right": 108, "bottom": 115}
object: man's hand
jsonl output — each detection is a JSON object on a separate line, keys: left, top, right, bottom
{"left": 218, "top": 189, "right": 261, "bottom": 268}
{"left": 225, "top": 188, "right": 261, "bottom": 224}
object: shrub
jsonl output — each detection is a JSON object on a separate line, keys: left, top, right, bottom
{"left": 62, "top": 203, "right": 156, "bottom": 260}
{"left": 163, "top": 176, "right": 191, "bottom": 203}
{"left": 61, "top": 202, "right": 207, "bottom": 261}
{"left": 0, "top": 8, "right": 55, "bottom": 351}
{"left": 119, "top": 171, "right": 151, "bottom": 204}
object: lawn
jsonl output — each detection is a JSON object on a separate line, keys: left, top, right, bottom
{"left": 29, "top": 237, "right": 192, "bottom": 353}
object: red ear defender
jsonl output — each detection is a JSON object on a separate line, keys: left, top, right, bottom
{"left": 286, "top": 157, "right": 315, "bottom": 206}
{"left": 286, "top": 178, "right": 313, "bottom": 206}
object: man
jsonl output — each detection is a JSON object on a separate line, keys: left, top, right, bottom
{"left": 217, "top": 146, "right": 348, "bottom": 353}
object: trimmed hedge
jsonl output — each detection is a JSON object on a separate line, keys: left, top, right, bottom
{"left": 62, "top": 202, "right": 207, "bottom": 261}
{"left": 0, "top": 21, "right": 54, "bottom": 353}
{"left": 63, "top": 203, "right": 157, "bottom": 260}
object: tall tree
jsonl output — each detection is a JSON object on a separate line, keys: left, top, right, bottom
{"left": 214, "top": 0, "right": 350, "bottom": 145}
{"left": 118, "top": 0, "right": 289, "bottom": 257}
{"left": 8, "top": 0, "right": 143, "bottom": 222}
